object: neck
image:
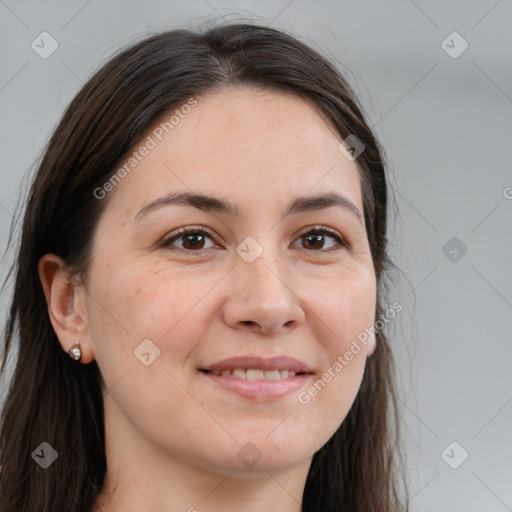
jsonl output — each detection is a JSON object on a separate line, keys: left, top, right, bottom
{"left": 92, "top": 456, "right": 311, "bottom": 512}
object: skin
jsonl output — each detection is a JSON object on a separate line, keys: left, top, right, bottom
{"left": 39, "top": 86, "right": 377, "bottom": 512}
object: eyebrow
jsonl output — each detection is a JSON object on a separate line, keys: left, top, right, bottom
{"left": 133, "top": 190, "right": 364, "bottom": 225}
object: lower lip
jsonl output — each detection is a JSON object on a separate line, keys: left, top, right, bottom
{"left": 199, "top": 371, "right": 313, "bottom": 401}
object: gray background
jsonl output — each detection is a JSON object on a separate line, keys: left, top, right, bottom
{"left": 1, "top": 1, "right": 511, "bottom": 510}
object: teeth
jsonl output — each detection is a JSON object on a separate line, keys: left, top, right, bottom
{"left": 232, "top": 369, "right": 246, "bottom": 379}
{"left": 206, "top": 369, "right": 299, "bottom": 380}
{"left": 246, "top": 369, "right": 264, "bottom": 381}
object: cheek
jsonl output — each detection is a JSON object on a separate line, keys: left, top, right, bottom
{"left": 95, "top": 264, "right": 217, "bottom": 337}
{"left": 90, "top": 265, "right": 230, "bottom": 387}
{"left": 296, "top": 266, "right": 376, "bottom": 431}
{"left": 309, "top": 263, "right": 377, "bottom": 352}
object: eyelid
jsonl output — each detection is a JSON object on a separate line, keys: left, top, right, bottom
{"left": 293, "top": 224, "right": 346, "bottom": 251}
{"left": 295, "top": 224, "right": 344, "bottom": 241}
{"left": 160, "top": 226, "right": 218, "bottom": 254}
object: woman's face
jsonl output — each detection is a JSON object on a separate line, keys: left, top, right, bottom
{"left": 82, "top": 87, "right": 377, "bottom": 475}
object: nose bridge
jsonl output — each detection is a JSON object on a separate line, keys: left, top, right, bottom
{"left": 235, "top": 235, "right": 290, "bottom": 302}
{"left": 222, "top": 233, "right": 304, "bottom": 334}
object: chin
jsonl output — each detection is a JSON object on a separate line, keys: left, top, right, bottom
{"left": 205, "top": 433, "right": 314, "bottom": 476}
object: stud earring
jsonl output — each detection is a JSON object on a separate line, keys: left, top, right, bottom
{"left": 68, "top": 343, "right": 82, "bottom": 361}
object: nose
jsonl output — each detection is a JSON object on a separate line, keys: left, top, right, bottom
{"left": 222, "top": 250, "right": 306, "bottom": 337}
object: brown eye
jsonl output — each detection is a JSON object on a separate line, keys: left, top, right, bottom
{"left": 162, "top": 227, "right": 215, "bottom": 253}
{"left": 161, "top": 225, "right": 345, "bottom": 255}
{"left": 295, "top": 226, "right": 345, "bottom": 251}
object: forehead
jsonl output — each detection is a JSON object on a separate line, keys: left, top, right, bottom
{"left": 168, "top": 86, "right": 345, "bottom": 161}
{"left": 103, "top": 87, "right": 364, "bottom": 225}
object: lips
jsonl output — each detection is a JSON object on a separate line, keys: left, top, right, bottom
{"left": 199, "top": 356, "right": 314, "bottom": 400}
{"left": 199, "top": 355, "right": 313, "bottom": 374}
{"left": 205, "top": 368, "right": 296, "bottom": 381}
{"left": 199, "top": 368, "right": 313, "bottom": 402}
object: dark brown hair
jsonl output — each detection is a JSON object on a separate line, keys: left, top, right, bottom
{"left": 0, "top": 21, "right": 409, "bottom": 511}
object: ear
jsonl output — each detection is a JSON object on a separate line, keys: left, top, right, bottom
{"left": 38, "top": 254, "right": 95, "bottom": 364}
{"left": 365, "top": 331, "right": 377, "bottom": 357}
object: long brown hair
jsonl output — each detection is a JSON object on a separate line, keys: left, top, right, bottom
{"left": 0, "top": 21, "right": 409, "bottom": 511}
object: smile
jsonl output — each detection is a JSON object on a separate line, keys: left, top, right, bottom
{"left": 199, "top": 370, "right": 314, "bottom": 401}
{"left": 202, "top": 369, "right": 299, "bottom": 380}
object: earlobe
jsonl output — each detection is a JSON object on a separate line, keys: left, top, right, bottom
{"left": 365, "top": 332, "right": 377, "bottom": 357}
{"left": 37, "top": 254, "right": 94, "bottom": 364}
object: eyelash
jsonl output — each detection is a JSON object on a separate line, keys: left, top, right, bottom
{"left": 161, "top": 225, "right": 346, "bottom": 254}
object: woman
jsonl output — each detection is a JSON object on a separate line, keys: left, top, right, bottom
{"left": 0, "top": 21, "right": 408, "bottom": 512}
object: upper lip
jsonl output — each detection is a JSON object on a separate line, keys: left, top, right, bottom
{"left": 200, "top": 356, "right": 313, "bottom": 373}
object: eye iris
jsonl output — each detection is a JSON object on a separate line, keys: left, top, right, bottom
{"left": 168, "top": 228, "right": 340, "bottom": 252}
{"left": 182, "top": 233, "right": 205, "bottom": 250}
{"left": 303, "top": 233, "right": 325, "bottom": 250}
